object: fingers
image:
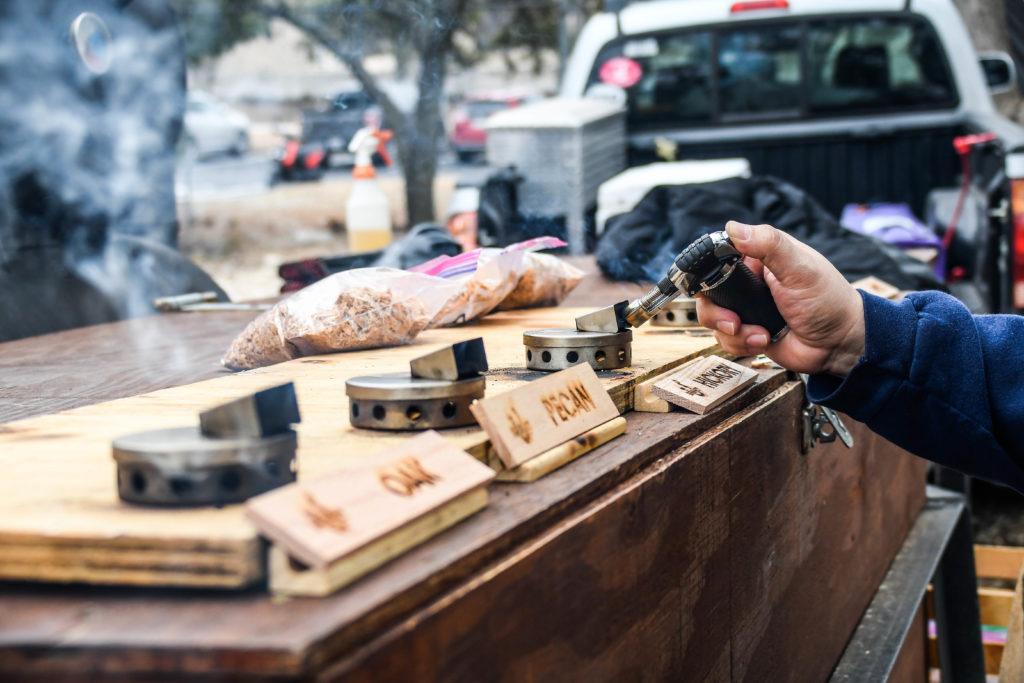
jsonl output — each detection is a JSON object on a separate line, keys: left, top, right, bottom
{"left": 742, "top": 255, "right": 764, "bottom": 279}
{"left": 725, "top": 221, "right": 810, "bottom": 284}
{"left": 695, "top": 295, "right": 771, "bottom": 356}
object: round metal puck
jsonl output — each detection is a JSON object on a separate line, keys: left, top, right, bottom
{"left": 346, "top": 373, "right": 485, "bottom": 431}
{"left": 651, "top": 297, "right": 701, "bottom": 328}
{"left": 112, "top": 427, "right": 297, "bottom": 507}
{"left": 523, "top": 328, "right": 632, "bottom": 372}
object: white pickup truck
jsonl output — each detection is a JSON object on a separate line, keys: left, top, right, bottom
{"left": 561, "top": 0, "right": 1024, "bottom": 313}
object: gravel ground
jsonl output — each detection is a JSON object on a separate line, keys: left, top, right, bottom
{"left": 972, "top": 479, "right": 1024, "bottom": 547}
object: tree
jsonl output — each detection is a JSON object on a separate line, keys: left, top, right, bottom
{"left": 257, "top": 0, "right": 465, "bottom": 227}
{"left": 175, "top": 0, "right": 589, "bottom": 227}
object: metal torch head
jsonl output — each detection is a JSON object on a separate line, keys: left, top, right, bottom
{"left": 575, "top": 301, "right": 630, "bottom": 333}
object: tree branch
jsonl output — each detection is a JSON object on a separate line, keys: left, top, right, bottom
{"left": 257, "top": 0, "right": 408, "bottom": 131}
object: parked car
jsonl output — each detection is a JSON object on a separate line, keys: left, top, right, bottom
{"left": 183, "top": 91, "right": 250, "bottom": 158}
{"left": 561, "top": 0, "right": 1024, "bottom": 313}
{"left": 450, "top": 95, "right": 526, "bottom": 162}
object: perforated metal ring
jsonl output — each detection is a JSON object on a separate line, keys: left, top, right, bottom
{"left": 346, "top": 373, "right": 485, "bottom": 431}
{"left": 651, "top": 297, "right": 701, "bottom": 328}
{"left": 523, "top": 328, "right": 632, "bottom": 372}
{"left": 112, "top": 427, "right": 297, "bottom": 506}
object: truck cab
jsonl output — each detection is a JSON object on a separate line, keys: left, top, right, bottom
{"left": 561, "top": 0, "right": 1024, "bottom": 313}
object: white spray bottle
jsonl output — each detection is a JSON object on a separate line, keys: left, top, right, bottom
{"left": 345, "top": 126, "right": 394, "bottom": 252}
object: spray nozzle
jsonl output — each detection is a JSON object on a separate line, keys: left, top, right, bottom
{"left": 348, "top": 127, "right": 392, "bottom": 178}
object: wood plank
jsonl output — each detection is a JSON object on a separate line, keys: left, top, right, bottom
{"left": 470, "top": 363, "right": 619, "bottom": 468}
{"left": 975, "top": 544, "right": 1024, "bottom": 582}
{"left": 926, "top": 635, "right": 1004, "bottom": 676}
{"left": 980, "top": 587, "right": 1015, "bottom": 628}
{"left": 0, "top": 369, "right": 789, "bottom": 680}
{"left": 632, "top": 347, "right": 723, "bottom": 413}
{"left": 651, "top": 355, "right": 757, "bottom": 414}
{"left": 0, "top": 311, "right": 252, "bottom": 423}
{"left": 494, "top": 416, "right": 627, "bottom": 483}
{"left": 0, "top": 307, "right": 718, "bottom": 588}
{"left": 999, "top": 567, "right": 1024, "bottom": 681}
{"left": 269, "top": 488, "right": 490, "bottom": 597}
{"left": 0, "top": 256, "right": 641, "bottom": 424}
{"left": 852, "top": 276, "right": 901, "bottom": 301}
{"left": 925, "top": 584, "right": 1015, "bottom": 626}
{"left": 247, "top": 431, "right": 494, "bottom": 569}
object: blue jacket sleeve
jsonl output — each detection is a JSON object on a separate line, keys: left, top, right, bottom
{"left": 806, "top": 290, "right": 1024, "bottom": 493}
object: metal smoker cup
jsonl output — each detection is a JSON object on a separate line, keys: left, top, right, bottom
{"left": 523, "top": 328, "right": 633, "bottom": 372}
{"left": 112, "top": 383, "right": 301, "bottom": 507}
{"left": 346, "top": 372, "right": 485, "bottom": 431}
{"left": 113, "top": 428, "right": 298, "bottom": 506}
{"left": 651, "top": 297, "right": 701, "bottom": 328}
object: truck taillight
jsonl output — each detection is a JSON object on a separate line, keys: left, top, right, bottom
{"left": 1011, "top": 178, "right": 1024, "bottom": 308}
{"left": 730, "top": 0, "right": 788, "bottom": 12}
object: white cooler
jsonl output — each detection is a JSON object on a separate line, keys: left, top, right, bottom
{"left": 596, "top": 158, "right": 751, "bottom": 235}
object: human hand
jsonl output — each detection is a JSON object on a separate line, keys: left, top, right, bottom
{"left": 695, "top": 221, "right": 865, "bottom": 376}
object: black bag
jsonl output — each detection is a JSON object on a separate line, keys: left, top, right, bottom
{"left": 596, "top": 175, "right": 943, "bottom": 291}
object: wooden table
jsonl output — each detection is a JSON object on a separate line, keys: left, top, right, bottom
{"left": 0, "top": 261, "right": 928, "bottom": 681}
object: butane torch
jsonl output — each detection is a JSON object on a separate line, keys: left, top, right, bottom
{"left": 575, "top": 231, "right": 788, "bottom": 341}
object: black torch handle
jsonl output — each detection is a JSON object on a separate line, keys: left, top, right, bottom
{"left": 704, "top": 261, "right": 787, "bottom": 341}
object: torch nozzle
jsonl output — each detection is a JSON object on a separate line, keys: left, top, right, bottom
{"left": 624, "top": 285, "right": 679, "bottom": 328}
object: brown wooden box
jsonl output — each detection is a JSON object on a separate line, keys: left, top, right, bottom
{"left": 0, "top": 380, "right": 926, "bottom": 681}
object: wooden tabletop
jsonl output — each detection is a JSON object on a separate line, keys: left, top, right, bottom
{"left": 0, "top": 257, "right": 646, "bottom": 424}
{"left": 0, "top": 257, "right": 928, "bottom": 680}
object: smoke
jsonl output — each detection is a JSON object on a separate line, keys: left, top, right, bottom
{"left": 0, "top": 0, "right": 222, "bottom": 338}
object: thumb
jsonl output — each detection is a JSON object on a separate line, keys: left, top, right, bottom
{"left": 725, "top": 221, "right": 805, "bottom": 283}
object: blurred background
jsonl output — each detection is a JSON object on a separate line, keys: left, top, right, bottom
{"left": 172, "top": 0, "right": 599, "bottom": 301}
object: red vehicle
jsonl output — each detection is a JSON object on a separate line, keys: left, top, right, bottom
{"left": 450, "top": 95, "right": 525, "bottom": 163}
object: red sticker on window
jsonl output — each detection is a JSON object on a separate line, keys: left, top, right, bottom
{"left": 599, "top": 57, "right": 643, "bottom": 89}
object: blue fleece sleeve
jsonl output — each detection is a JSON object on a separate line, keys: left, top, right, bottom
{"left": 806, "top": 290, "right": 1024, "bottom": 493}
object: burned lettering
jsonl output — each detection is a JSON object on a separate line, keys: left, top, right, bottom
{"left": 691, "top": 363, "right": 741, "bottom": 389}
{"left": 542, "top": 380, "right": 597, "bottom": 427}
{"left": 378, "top": 456, "right": 441, "bottom": 497}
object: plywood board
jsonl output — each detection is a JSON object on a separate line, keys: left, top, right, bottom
{"left": 0, "top": 307, "right": 717, "bottom": 588}
{"left": 470, "top": 363, "right": 619, "bottom": 469}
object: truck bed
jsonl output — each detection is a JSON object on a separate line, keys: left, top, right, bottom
{"left": 630, "top": 121, "right": 965, "bottom": 218}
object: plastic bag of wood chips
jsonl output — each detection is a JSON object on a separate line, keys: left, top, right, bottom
{"left": 222, "top": 268, "right": 459, "bottom": 370}
{"left": 412, "top": 248, "right": 526, "bottom": 327}
{"left": 496, "top": 252, "right": 584, "bottom": 310}
{"left": 412, "top": 236, "right": 573, "bottom": 327}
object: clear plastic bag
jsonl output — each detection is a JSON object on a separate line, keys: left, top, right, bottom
{"left": 223, "top": 268, "right": 459, "bottom": 370}
{"left": 497, "top": 252, "right": 584, "bottom": 310}
{"left": 426, "top": 248, "right": 527, "bottom": 327}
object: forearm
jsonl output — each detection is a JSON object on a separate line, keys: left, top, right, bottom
{"left": 806, "top": 291, "right": 1024, "bottom": 493}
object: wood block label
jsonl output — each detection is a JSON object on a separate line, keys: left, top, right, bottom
{"left": 852, "top": 276, "right": 901, "bottom": 301}
{"left": 652, "top": 355, "right": 756, "bottom": 414}
{"left": 245, "top": 431, "right": 494, "bottom": 568}
{"left": 470, "top": 363, "right": 619, "bottom": 469}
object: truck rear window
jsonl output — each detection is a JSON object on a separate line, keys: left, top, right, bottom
{"left": 586, "top": 14, "right": 958, "bottom": 129}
